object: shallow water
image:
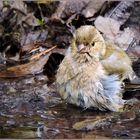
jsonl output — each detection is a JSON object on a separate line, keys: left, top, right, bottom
{"left": 0, "top": 74, "right": 140, "bottom": 139}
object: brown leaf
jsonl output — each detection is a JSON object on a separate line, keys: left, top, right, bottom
{"left": 20, "top": 42, "right": 45, "bottom": 58}
{"left": 0, "top": 54, "right": 50, "bottom": 78}
{"left": 30, "top": 45, "right": 56, "bottom": 60}
{"left": 82, "top": 0, "right": 105, "bottom": 18}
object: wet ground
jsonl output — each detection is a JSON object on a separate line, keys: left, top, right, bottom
{"left": 0, "top": 74, "right": 140, "bottom": 139}
{"left": 0, "top": 1, "right": 140, "bottom": 138}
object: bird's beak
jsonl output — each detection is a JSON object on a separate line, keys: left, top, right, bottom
{"left": 77, "top": 44, "right": 90, "bottom": 53}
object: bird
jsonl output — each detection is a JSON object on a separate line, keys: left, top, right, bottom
{"left": 56, "top": 25, "right": 134, "bottom": 112}
{"left": 101, "top": 41, "right": 135, "bottom": 81}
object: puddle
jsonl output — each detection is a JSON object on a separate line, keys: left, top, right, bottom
{"left": 0, "top": 74, "right": 140, "bottom": 139}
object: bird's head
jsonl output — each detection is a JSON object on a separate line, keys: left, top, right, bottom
{"left": 71, "top": 25, "right": 106, "bottom": 63}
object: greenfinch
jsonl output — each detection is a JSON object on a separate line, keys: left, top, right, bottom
{"left": 56, "top": 25, "right": 134, "bottom": 111}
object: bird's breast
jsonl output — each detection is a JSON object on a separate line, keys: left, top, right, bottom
{"left": 56, "top": 54, "right": 106, "bottom": 108}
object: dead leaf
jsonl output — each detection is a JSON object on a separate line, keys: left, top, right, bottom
{"left": 82, "top": 0, "right": 105, "bottom": 18}
{"left": 95, "top": 16, "right": 136, "bottom": 51}
{"left": 58, "top": 0, "right": 87, "bottom": 19}
{"left": 51, "top": 0, "right": 67, "bottom": 20}
{"left": 0, "top": 54, "right": 50, "bottom": 78}
{"left": 20, "top": 42, "right": 44, "bottom": 58}
{"left": 95, "top": 16, "right": 120, "bottom": 37}
{"left": 105, "top": 1, "right": 134, "bottom": 25}
{"left": 30, "top": 45, "right": 56, "bottom": 60}
{"left": 18, "top": 12, "right": 39, "bottom": 27}
{"left": 7, "top": 0, "right": 27, "bottom": 14}
{"left": 115, "top": 28, "right": 135, "bottom": 50}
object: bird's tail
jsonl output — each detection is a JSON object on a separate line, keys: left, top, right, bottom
{"left": 100, "top": 75, "right": 124, "bottom": 112}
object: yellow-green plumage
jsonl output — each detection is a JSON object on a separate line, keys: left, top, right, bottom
{"left": 56, "top": 25, "right": 134, "bottom": 111}
{"left": 101, "top": 41, "right": 134, "bottom": 81}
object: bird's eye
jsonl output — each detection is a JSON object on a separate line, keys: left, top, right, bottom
{"left": 91, "top": 42, "right": 95, "bottom": 46}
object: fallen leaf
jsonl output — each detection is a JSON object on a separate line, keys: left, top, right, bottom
{"left": 30, "top": 45, "right": 56, "bottom": 60}
{"left": 8, "top": 0, "right": 27, "bottom": 14}
{"left": 51, "top": 0, "right": 67, "bottom": 20}
{"left": 20, "top": 42, "right": 45, "bottom": 58}
{"left": 95, "top": 16, "right": 136, "bottom": 51}
{"left": 18, "top": 12, "right": 39, "bottom": 27}
{"left": 52, "top": 0, "right": 105, "bottom": 20}
{"left": 115, "top": 28, "right": 135, "bottom": 50}
{"left": 105, "top": 1, "right": 134, "bottom": 25}
{"left": 82, "top": 0, "right": 105, "bottom": 18}
{"left": 0, "top": 54, "right": 50, "bottom": 78}
{"left": 20, "top": 29, "right": 48, "bottom": 46}
{"left": 95, "top": 16, "right": 120, "bottom": 37}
